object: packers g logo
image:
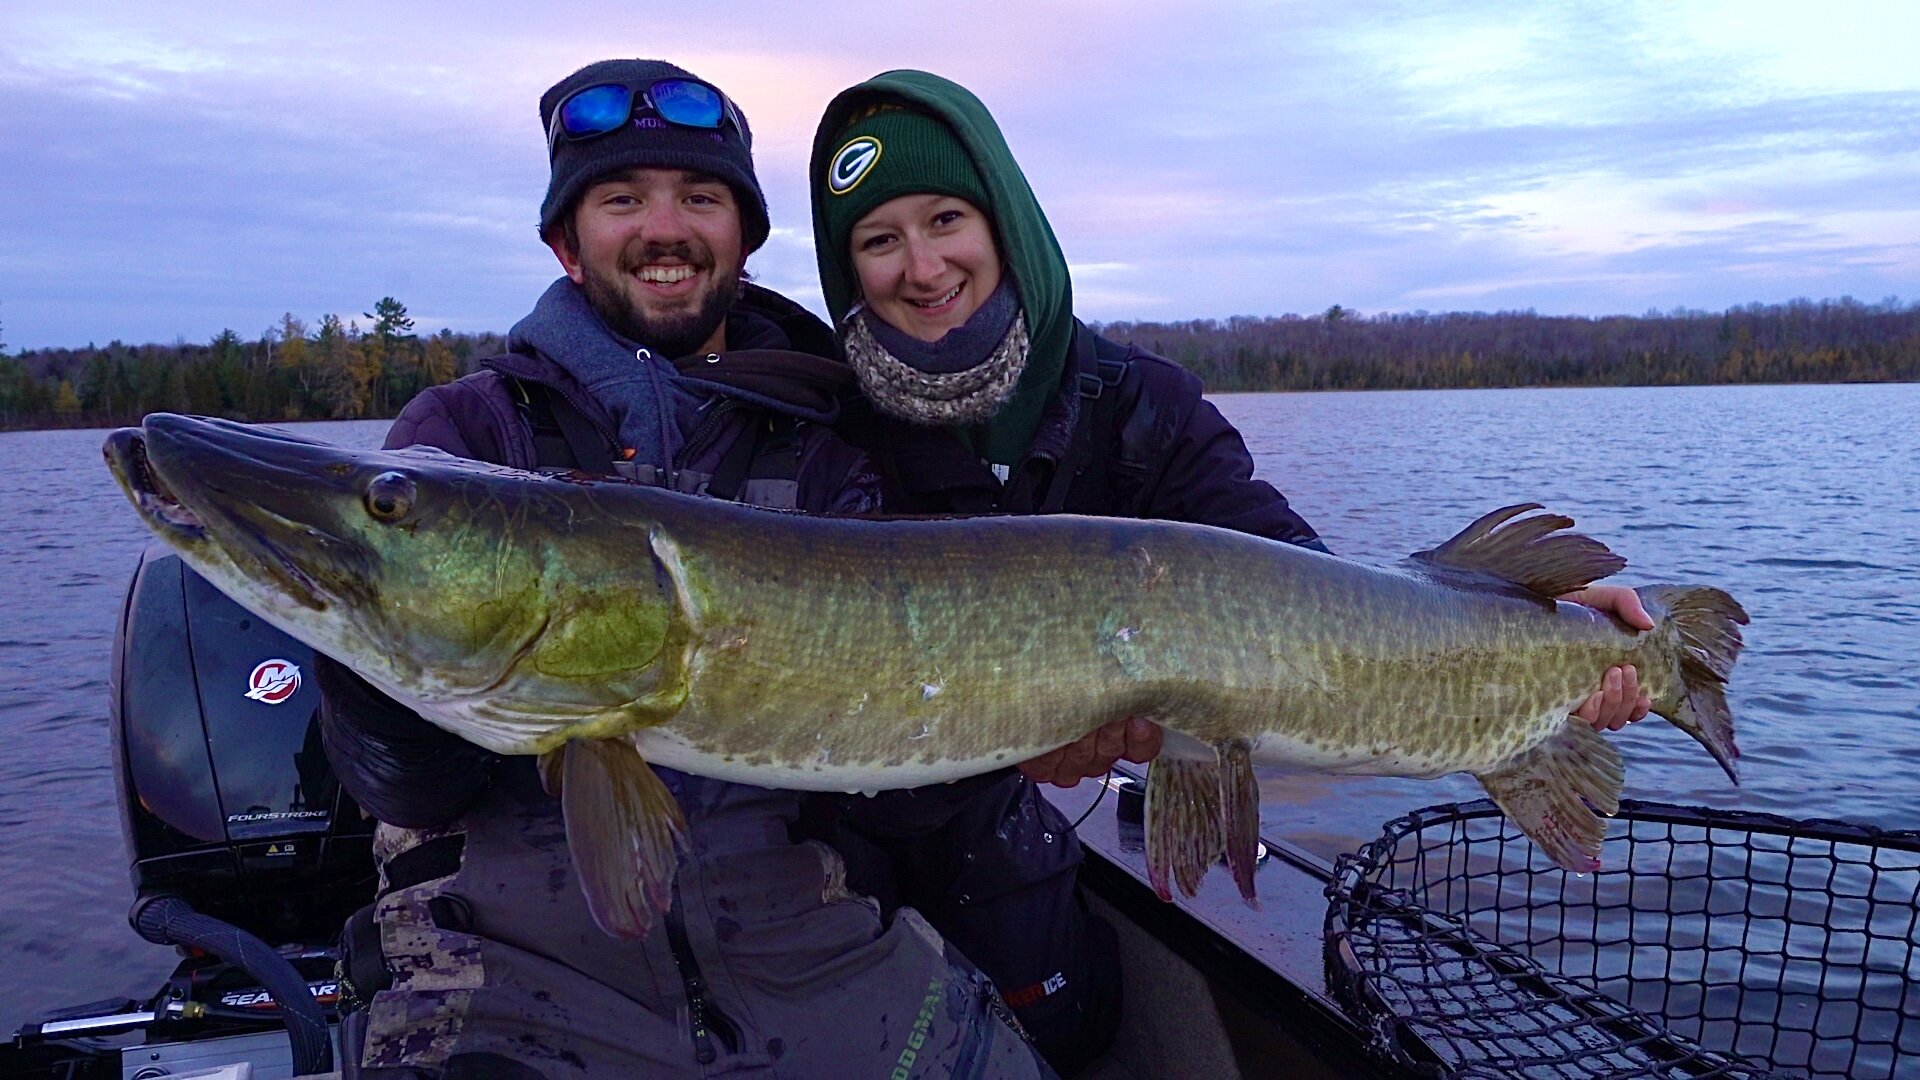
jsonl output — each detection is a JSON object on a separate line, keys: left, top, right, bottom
{"left": 828, "top": 136, "right": 882, "bottom": 195}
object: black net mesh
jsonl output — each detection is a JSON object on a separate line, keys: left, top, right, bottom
{"left": 1325, "top": 799, "right": 1920, "bottom": 1079}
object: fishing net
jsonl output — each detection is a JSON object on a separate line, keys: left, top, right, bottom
{"left": 1324, "top": 799, "right": 1920, "bottom": 1079}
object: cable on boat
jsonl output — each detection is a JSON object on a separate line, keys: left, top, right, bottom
{"left": 1069, "top": 769, "right": 1116, "bottom": 831}
{"left": 130, "top": 894, "right": 335, "bottom": 1076}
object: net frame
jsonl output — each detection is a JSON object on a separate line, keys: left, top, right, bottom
{"left": 1325, "top": 799, "right": 1920, "bottom": 1079}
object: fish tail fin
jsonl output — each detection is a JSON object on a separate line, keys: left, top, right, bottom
{"left": 1638, "top": 584, "right": 1750, "bottom": 783}
{"left": 1474, "top": 720, "right": 1623, "bottom": 873}
{"left": 562, "top": 736, "right": 687, "bottom": 940}
{"left": 1144, "top": 735, "right": 1261, "bottom": 907}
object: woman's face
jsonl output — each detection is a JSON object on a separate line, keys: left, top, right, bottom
{"left": 849, "top": 194, "right": 1003, "bottom": 343}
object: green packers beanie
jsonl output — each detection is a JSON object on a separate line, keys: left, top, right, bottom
{"left": 818, "top": 106, "right": 990, "bottom": 264}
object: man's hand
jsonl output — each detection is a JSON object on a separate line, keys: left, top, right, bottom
{"left": 1560, "top": 585, "right": 1655, "bottom": 731}
{"left": 1019, "top": 717, "right": 1163, "bottom": 788}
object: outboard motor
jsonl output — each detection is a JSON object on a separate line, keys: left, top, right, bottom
{"left": 12, "top": 542, "right": 383, "bottom": 1075}
{"left": 111, "top": 543, "right": 376, "bottom": 940}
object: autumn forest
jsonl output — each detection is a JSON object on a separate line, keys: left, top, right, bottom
{"left": 2, "top": 296, "right": 1915, "bottom": 431}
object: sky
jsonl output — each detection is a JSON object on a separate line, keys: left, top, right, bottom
{"left": 2, "top": 1, "right": 1916, "bottom": 350}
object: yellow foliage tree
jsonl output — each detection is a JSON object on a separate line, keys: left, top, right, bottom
{"left": 53, "top": 379, "right": 81, "bottom": 418}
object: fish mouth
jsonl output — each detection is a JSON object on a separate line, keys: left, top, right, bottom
{"left": 106, "top": 415, "right": 376, "bottom": 611}
{"left": 105, "top": 426, "right": 206, "bottom": 541}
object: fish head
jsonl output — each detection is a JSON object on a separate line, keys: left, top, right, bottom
{"left": 106, "top": 414, "right": 560, "bottom": 707}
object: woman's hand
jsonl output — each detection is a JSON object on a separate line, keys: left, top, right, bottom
{"left": 1561, "top": 585, "right": 1655, "bottom": 731}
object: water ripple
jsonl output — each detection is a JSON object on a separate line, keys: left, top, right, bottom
{"left": 1748, "top": 557, "right": 1898, "bottom": 571}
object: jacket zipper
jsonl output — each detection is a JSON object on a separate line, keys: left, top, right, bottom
{"left": 663, "top": 900, "right": 741, "bottom": 1064}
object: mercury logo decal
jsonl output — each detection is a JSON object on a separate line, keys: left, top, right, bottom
{"left": 828, "top": 136, "right": 882, "bottom": 195}
{"left": 245, "top": 659, "right": 302, "bottom": 704}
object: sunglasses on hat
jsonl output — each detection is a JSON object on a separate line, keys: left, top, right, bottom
{"left": 546, "top": 78, "right": 746, "bottom": 159}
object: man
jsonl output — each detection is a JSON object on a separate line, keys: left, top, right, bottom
{"left": 318, "top": 59, "right": 1056, "bottom": 1079}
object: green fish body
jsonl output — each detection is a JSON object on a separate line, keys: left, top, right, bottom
{"left": 106, "top": 415, "right": 1746, "bottom": 937}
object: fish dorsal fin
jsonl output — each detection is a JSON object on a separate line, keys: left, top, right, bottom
{"left": 1411, "top": 503, "right": 1626, "bottom": 599}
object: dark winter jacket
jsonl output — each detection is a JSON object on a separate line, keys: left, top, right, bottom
{"left": 846, "top": 322, "right": 1326, "bottom": 546}
{"left": 388, "top": 283, "right": 880, "bottom": 516}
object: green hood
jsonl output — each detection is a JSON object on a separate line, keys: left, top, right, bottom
{"left": 810, "top": 70, "right": 1073, "bottom": 461}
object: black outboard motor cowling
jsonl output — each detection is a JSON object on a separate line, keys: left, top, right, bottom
{"left": 110, "top": 543, "right": 376, "bottom": 943}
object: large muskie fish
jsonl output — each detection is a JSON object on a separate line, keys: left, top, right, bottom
{"left": 106, "top": 414, "right": 1747, "bottom": 938}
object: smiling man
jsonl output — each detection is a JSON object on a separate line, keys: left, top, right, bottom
{"left": 550, "top": 166, "right": 743, "bottom": 358}
{"left": 313, "top": 59, "right": 1055, "bottom": 1079}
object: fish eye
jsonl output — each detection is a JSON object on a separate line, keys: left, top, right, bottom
{"left": 364, "top": 472, "right": 416, "bottom": 522}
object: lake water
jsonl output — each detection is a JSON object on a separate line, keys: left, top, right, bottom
{"left": 1, "top": 384, "right": 1915, "bottom": 1036}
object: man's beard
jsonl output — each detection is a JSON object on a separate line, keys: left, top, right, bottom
{"left": 580, "top": 246, "right": 736, "bottom": 359}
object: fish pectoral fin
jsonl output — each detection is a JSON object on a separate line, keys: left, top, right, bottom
{"left": 561, "top": 737, "right": 688, "bottom": 940}
{"left": 1474, "top": 720, "right": 1624, "bottom": 873}
{"left": 1144, "top": 737, "right": 1261, "bottom": 906}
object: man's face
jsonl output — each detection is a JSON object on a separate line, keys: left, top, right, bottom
{"left": 548, "top": 168, "right": 745, "bottom": 357}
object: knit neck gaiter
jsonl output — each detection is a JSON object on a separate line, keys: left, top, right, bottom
{"left": 843, "top": 277, "right": 1027, "bottom": 427}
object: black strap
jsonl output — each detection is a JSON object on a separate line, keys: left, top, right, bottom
{"left": 703, "top": 412, "right": 800, "bottom": 501}
{"left": 705, "top": 408, "right": 763, "bottom": 501}
{"left": 335, "top": 902, "right": 390, "bottom": 1013}
{"left": 513, "top": 378, "right": 574, "bottom": 469}
{"left": 1038, "top": 326, "right": 1128, "bottom": 514}
{"left": 512, "top": 378, "right": 613, "bottom": 473}
{"left": 1079, "top": 337, "right": 1130, "bottom": 510}
{"left": 755, "top": 414, "right": 803, "bottom": 480}
{"left": 380, "top": 832, "right": 467, "bottom": 895}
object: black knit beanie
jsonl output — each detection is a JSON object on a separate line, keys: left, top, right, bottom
{"left": 538, "top": 59, "right": 770, "bottom": 253}
{"left": 818, "top": 105, "right": 990, "bottom": 266}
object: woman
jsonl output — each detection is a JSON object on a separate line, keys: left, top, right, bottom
{"left": 807, "top": 68, "right": 1653, "bottom": 1072}
{"left": 810, "top": 70, "right": 1649, "bottom": 733}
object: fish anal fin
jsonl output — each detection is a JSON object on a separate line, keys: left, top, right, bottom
{"left": 1144, "top": 747, "right": 1225, "bottom": 902}
{"left": 561, "top": 737, "right": 687, "bottom": 939}
{"left": 1475, "top": 720, "right": 1624, "bottom": 873}
{"left": 1217, "top": 738, "right": 1261, "bottom": 909}
{"left": 1412, "top": 503, "right": 1626, "bottom": 599}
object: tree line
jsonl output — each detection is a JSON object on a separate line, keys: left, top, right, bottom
{"left": 1093, "top": 297, "right": 1920, "bottom": 392}
{"left": 0, "top": 299, "right": 504, "bottom": 431}
{"left": 2, "top": 296, "right": 1916, "bottom": 431}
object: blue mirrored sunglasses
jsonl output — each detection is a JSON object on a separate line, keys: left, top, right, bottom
{"left": 546, "top": 78, "right": 745, "bottom": 158}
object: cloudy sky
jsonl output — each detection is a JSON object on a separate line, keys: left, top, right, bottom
{"left": 2, "top": 1, "right": 1916, "bottom": 349}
